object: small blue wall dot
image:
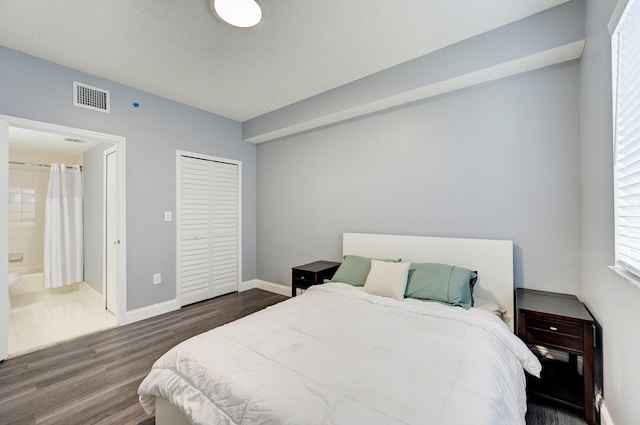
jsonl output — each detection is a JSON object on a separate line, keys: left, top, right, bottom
{"left": 133, "top": 102, "right": 140, "bottom": 108}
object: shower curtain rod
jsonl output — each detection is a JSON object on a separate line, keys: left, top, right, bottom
{"left": 9, "top": 161, "right": 82, "bottom": 171}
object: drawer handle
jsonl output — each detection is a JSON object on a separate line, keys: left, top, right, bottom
{"left": 549, "top": 326, "right": 558, "bottom": 331}
{"left": 299, "top": 276, "right": 305, "bottom": 280}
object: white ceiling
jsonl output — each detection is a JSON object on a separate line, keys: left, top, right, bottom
{"left": 0, "top": 0, "right": 569, "bottom": 122}
{"left": 9, "top": 127, "right": 98, "bottom": 157}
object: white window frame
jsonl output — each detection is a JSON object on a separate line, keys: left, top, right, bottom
{"left": 611, "top": 0, "right": 640, "bottom": 288}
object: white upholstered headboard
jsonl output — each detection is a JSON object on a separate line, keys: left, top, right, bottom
{"left": 342, "top": 233, "right": 515, "bottom": 330}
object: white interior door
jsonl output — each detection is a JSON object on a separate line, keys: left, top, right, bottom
{"left": 178, "top": 153, "right": 240, "bottom": 306}
{"left": 179, "top": 157, "right": 212, "bottom": 306}
{"left": 105, "top": 147, "right": 118, "bottom": 313}
{"left": 210, "top": 161, "right": 239, "bottom": 298}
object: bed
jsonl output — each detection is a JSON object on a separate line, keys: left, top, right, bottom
{"left": 138, "top": 233, "right": 541, "bottom": 425}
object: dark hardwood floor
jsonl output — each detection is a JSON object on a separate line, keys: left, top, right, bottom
{"left": 526, "top": 400, "right": 588, "bottom": 425}
{"left": 0, "top": 288, "right": 590, "bottom": 425}
{"left": 0, "top": 289, "right": 287, "bottom": 425}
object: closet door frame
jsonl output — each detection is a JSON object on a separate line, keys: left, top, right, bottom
{"left": 176, "top": 150, "right": 242, "bottom": 307}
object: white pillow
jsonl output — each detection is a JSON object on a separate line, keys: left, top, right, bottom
{"left": 363, "top": 260, "right": 411, "bottom": 300}
{"left": 474, "top": 298, "right": 507, "bottom": 318}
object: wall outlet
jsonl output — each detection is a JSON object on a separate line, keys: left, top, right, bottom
{"left": 153, "top": 273, "right": 162, "bottom": 284}
{"left": 164, "top": 211, "right": 172, "bottom": 221}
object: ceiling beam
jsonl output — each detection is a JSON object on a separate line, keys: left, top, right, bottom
{"left": 243, "top": 0, "right": 585, "bottom": 144}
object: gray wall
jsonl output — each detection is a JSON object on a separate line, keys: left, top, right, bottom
{"left": 257, "top": 61, "right": 582, "bottom": 294}
{"left": 82, "top": 142, "right": 112, "bottom": 294}
{"left": 0, "top": 46, "right": 257, "bottom": 311}
{"left": 580, "top": 0, "right": 640, "bottom": 423}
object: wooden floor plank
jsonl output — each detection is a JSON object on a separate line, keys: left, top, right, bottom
{"left": 0, "top": 289, "right": 287, "bottom": 425}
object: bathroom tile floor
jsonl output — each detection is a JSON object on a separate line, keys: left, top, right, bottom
{"left": 8, "top": 284, "right": 117, "bottom": 357}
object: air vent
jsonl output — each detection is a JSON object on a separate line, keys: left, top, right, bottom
{"left": 73, "top": 81, "right": 110, "bottom": 113}
{"left": 64, "top": 137, "right": 85, "bottom": 144}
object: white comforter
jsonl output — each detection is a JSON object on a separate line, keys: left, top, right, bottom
{"left": 138, "top": 282, "right": 541, "bottom": 425}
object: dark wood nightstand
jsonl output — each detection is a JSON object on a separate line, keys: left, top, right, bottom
{"left": 516, "top": 288, "right": 595, "bottom": 425}
{"left": 291, "top": 261, "right": 340, "bottom": 297}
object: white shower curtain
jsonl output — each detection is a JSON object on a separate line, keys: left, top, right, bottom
{"left": 44, "top": 164, "right": 83, "bottom": 289}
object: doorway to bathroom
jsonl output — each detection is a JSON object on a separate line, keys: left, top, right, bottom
{"left": 0, "top": 116, "right": 126, "bottom": 359}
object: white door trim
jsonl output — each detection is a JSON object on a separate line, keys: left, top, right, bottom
{"left": 0, "top": 115, "right": 127, "bottom": 329}
{"left": 0, "top": 119, "right": 9, "bottom": 360}
{"left": 176, "top": 150, "right": 242, "bottom": 307}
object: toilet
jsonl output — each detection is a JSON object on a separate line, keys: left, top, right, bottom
{"left": 8, "top": 273, "right": 21, "bottom": 288}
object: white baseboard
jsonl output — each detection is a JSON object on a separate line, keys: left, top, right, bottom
{"left": 254, "top": 279, "right": 291, "bottom": 297}
{"left": 600, "top": 400, "right": 615, "bottom": 425}
{"left": 121, "top": 281, "right": 289, "bottom": 325}
{"left": 123, "top": 299, "right": 179, "bottom": 325}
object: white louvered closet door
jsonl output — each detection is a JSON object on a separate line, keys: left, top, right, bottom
{"left": 179, "top": 155, "right": 239, "bottom": 306}
{"left": 179, "top": 157, "right": 212, "bottom": 306}
{"left": 210, "top": 161, "right": 239, "bottom": 298}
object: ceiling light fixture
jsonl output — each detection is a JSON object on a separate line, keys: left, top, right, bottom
{"left": 210, "top": 0, "right": 263, "bottom": 28}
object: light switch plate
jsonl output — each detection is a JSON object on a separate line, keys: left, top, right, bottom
{"left": 164, "top": 211, "right": 172, "bottom": 221}
{"left": 153, "top": 273, "right": 161, "bottom": 284}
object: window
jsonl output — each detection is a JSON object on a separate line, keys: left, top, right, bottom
{"left": 613, "top": 0, "right": 640, "bottom": 279}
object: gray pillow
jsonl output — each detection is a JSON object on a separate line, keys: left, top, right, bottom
{"left": 404, "top": 263, "right": 476, "bottom": 309}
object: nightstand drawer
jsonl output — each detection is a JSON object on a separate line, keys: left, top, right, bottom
{"left": 292, "top": 269, "right": 319, "bottom": 283}
{"left": 527, "top": 318, "right": 583, "bottom": 337}
{"left": 526, "top": 328, "right": 584, "bottom": 352}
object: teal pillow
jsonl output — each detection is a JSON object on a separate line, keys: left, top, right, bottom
{"left": 404, "top": 263, "right": 476, "bottom": 309}
{"left": 331, "top": 255, "right": 399, "bottom": 286}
